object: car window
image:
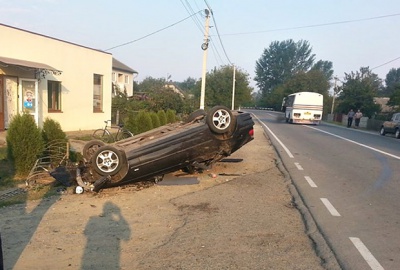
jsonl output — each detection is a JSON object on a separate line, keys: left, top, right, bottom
{"left": 395, "top": 114, "right": 400, "bottom": 121}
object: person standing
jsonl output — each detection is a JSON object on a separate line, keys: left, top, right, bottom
{"left": 354, "top": 109, "right": 363, "bottom": 128}
{"left": 347, "top": 109, "right": 355, "bottom": 127}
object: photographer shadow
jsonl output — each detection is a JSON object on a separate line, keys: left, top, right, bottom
{"left": 82, "top": 201, "right": 131, "bottom": 269}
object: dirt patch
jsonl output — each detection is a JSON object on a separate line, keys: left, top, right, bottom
{"left": 0, "top": 123, "right": 338, "bottom": 269}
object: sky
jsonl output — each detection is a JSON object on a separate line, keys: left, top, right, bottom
{"left": 1, "top": 0, "right": 400, "bottom": 91}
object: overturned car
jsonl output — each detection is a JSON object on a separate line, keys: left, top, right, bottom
{"left": 81, "top": 106, "right": 254, "bottom": 190}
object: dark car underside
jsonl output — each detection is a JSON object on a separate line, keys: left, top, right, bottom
{"left": 81, "top": 106, "right": 254, "bottom": 190}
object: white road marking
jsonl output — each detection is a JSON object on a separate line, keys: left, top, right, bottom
{"left": 306, "top": 126, "right": 400, "bottom": 160}
{"left": 304, "top": 176, "right": 317, "bottom": 187}
{"left": 294, "top": 162, "right": 304, "bottom": 170}
{"left": 349, "top": 237, "right": 384, "bottom": 270}
{"left": 252, "top": 114, "right": 386, "bottom": 269}
{"left": 253, "top": 115, "right": 294, "bottom": 158}
{"left": 320, "top": 198, "right": 341, "bottom": 216}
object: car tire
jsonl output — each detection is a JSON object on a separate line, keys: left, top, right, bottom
{"left": 395, "top": 129, "right": 400, "bottom": 139}
{"left": 206, "top": 105, "right": 235, "bottom": 134}
{"left": 93, "top": 145, "right": 123, "bottom": 176}
{"left": 187, "top": 109, "right": 206, "bottom": 122}
{"left": 379, "top": 127, "right": 386, "bottom": 136}
{"left": 83, "top": 140, "right": 105, "bottom": 161}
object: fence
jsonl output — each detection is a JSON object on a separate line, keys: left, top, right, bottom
{"left": 327, "top": 114, "right": 384, "bottom": 132}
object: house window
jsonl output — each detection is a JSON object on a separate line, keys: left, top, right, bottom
{"left": 48, "top": 80, "right": 61, "bottom": 112}
{"left": 93, "top": 74, "right": 103, "bottom": 112}
{"left": 118, "top": 73, "right": 123, "bottom": 83}
{"left": 112, "top": 72, "right": 116, "bottom": 82}
{"left": 125, "top": 75, "right": 129, "bottom": 84}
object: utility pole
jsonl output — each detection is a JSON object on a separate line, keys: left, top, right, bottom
{"left": 331, "top": 76, "right": 338, "bottom": 114}
{"left": 231, "top": 65, "right": 236, "bottom": 110}
{"left": 199, "top": 9, "right": 210, "bottom": 110}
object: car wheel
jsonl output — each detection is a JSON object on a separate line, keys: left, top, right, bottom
{"left": 206, "top": 105, "right": 235, "bottom": 134}
{"left": 379, "top": 127, "right": 386, "bottom": 136}
{"left": 187, "top": 109, "right": 206, "bottom": 122}
{"left": 395, "top": 129, "right": 400, "bottom": 139}
{"left": 83, "top": 140, "right": 105, "bottom": 161}
{"left": 93, "top": 146, "right": 123, "bottom": 176}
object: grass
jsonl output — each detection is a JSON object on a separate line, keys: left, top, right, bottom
{"left": 0, "top": 147, "right": 16, "bottom": 190}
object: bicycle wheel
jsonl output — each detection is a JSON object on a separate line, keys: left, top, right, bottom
{"left": 116, "top": 130, "right": 133, "bottom": 141}
{"left": 92, "top": 129, "right": 113, "bottom": 143}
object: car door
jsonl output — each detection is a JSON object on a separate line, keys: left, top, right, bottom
{"left": 387, "top": 114, "right": 397, "bottom": 133}
{"left": 394, "top": 114, "right": 400, "bottom": 130}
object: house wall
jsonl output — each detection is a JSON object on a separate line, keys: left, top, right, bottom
{"left": 0, "top": 24, "right": 112, "bottom": 132}
{"left": 112, "top": 69, "right": 134, "bottom": 97}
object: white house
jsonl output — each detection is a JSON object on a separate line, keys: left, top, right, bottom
{"left": 112, "top": 58, "right": 138, "bottom": 97}
{"left": 0, "top": 23, "right": 136, "bottom": 132}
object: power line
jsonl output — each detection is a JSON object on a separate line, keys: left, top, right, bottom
{"left": 204, "top": 0, "right": 233, "bottom": 65}
{"left": 220, "top": 13, "right": 400, "bottom": 36}
{"left": 371, "top": 56, "right": 400, "bottom": 70}
{"left": 180, "top": 0, "right": 203, "bottom": 34}
{"left": 104, "top": 11, "right": 201, "bottom": 51}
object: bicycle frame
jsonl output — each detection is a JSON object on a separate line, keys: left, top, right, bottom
{"left": 93, "top": 120, "right": 132, "bottom": 143}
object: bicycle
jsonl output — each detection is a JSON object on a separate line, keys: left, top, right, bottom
{"left": 92, "top": 120, "right": 133, "bottom": 143}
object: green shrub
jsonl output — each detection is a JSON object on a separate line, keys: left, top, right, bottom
{"left": 136, "top": 111, "right": 153, "bottom": 134}
{"left": 125, "top": 113, "right": 138, "bottom": 135}
{"left": 157, "top": 110, "right": 167, "bottom": 126}
{"left": 166, "top": 109, "right": 176, "bottom": 123}
{"left": 42, "top": 118, "right": 69, "bottom": 166}
{"left": 6, "top": 114, "right": 44, "bottom": 177}
{"left": 42, "top": 118, "right": 67, "bottom": 144}
{"left": 149, "top": 112, "right": 161, "bottom": 128}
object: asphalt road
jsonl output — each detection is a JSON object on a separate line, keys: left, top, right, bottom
{"left": 250, "top": 109, "right": 400, "bottom": 270}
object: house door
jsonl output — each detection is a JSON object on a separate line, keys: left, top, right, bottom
{"left": 19, "top": 79, "right": 38, "bottom": 124}
{"left": 0, "top": 76, "right": 4, "bottom": 131}
{"left": 3, "top": 76, "right": 18, "bottom": 130}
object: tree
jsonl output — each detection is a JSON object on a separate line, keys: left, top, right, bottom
{"left": 336, "top": 67, "right": 381, "bottom": 117}
{"left": 192, "top": 65, "right": 253, "bottom": 109}
{"left": 137, "top": 77, "right": 165, "bottom": 93}
{"left": 384, "top": 68, "right": 400, "bottom": 97}
{"left": 134, "top": 77, "right": 187, "bottom": 114}
{"left": 310, "top": 60, "right": 334, "bottom": 81}
{"left": 254, "top": 39, "right": 315, "bottom": 96}
{"left": 175, "top": 77, "right": 198, "bottom": 94}
{"left": 387, "top": 84, "right": 400, "bottom": 110}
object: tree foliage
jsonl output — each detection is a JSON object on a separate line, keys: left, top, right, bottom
{"left": 192, "top": 65, "right": 253, "bottom": 109}
{"left": 255, "top": 39, "right": 316, "bottom": 95}
{"left": 336, "top": 67, "right": 381, "bottom": 117}
{"left": 310, "top": 60, "right": 334, "bottom": 81}
{"left": 384, "top": 67, "right": 400, "bottom": 97}
{"left": 254, "top": 39, "right": 333, "bottom": 109}
{"left": 387, "top": 84, "right": 400, "bottom": 110}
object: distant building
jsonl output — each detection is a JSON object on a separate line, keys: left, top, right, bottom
{"left": 112, "top": 58, "right": 138, "bottom": 97}
{"left": 373, "top": 97, "right": 392, "bottom": 113}
{"left": 164, "top": 82, "right": 185, "bottom": 99}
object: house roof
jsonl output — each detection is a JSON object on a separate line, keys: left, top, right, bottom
{"left": 0, "top": 23, "right": 111, "bottom": 55}
{"left": 0, "top": 55, "right": 61, "bottom": 73}
{"left": 112, "top": 58, "right": 137, "bottom": 74}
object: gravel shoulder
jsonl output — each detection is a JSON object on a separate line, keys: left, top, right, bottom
{"left": 0, "top": 123, "right": 340, "bottom": 269}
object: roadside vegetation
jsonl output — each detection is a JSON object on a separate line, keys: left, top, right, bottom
{"left": 0, "top": 108, "right": 182, "bottom": 206}
{"left": 253, "top": 39, "right": 400, "bottom": 118}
